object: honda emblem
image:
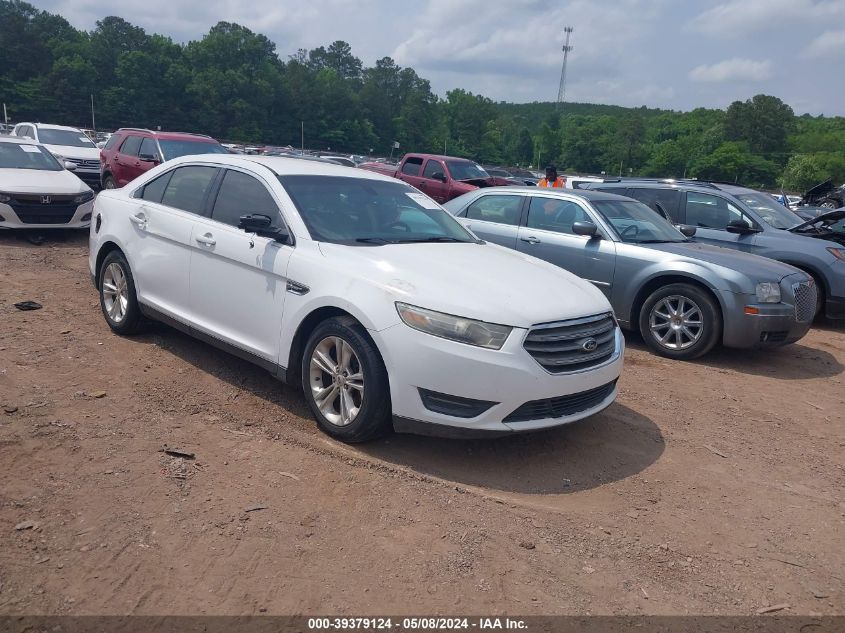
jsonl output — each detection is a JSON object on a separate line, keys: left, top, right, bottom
{"left": 41, "top": 195, "right": 51, "bottom": 204}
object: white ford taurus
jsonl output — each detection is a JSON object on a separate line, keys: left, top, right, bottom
{"left": 89, "top": 155, "right": 624, "bottom": 441}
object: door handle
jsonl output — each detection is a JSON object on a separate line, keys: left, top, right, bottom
{"left": 195, "top": 233, "right": 216, "bottom": 246}
{"left": 520, "top": 236, "right": 541, "bottom": 244}
{"left": 129, "top": 213, "right": 147, "bottom": 227}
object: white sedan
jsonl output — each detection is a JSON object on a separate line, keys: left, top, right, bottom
{"left": 88, "top": 155, "right": 624, "bottom": 441}
{"left": 0, "top": 136, "right": 95, "bottom": 229}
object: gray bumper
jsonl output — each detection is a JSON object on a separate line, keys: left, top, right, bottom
{"left": 720, "top": 289, "right": 812, "bottom": 349}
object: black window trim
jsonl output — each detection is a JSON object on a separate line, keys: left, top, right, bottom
{"left": 400, "top": 157, "right": 424, "bottom": 177}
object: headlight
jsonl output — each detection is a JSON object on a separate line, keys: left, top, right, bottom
{"left": 0, "top": 192, "right": 10, "bottom": 203}
{"left": 755, "top": 282, "right": 781, "bottom": 303}
{"left": 828, "top": 247, "right": 845, "bottom": 261}
{"left": 395, "top": 302, "right": 512, "bottom": 349}
{"left": 73, "top": 190, "right": 95, "bottom": 204}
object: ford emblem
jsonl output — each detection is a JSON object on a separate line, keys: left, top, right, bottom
{"left": 581, "top": 338, "right": 598, "bottom": 353}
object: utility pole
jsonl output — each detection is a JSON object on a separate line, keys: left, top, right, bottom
{"left": 301, "top": 121, "right": 304, "bottom": 151}
{"left": 90, "top": 94, "right": 95, "bottom": 131}
{"left": 3, "top": 103, "right": 8, "bottom": 125}
{"left": 556, "top": 27, "right": 574, "bottom": 111}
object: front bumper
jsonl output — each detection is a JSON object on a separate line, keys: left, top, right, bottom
{"left": 373, "top": 322, "right": 625, "bottom": 435}
{"left": 74, "top": 169, "right": 101, "bottom": 188}
{"left": 0, "top": 200, "right": 93, "bottom": 229}
{"left": 720, "top": 286, "right": 812, "bottom": 349}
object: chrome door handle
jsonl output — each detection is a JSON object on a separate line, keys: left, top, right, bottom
{"left": 520, "top": 236, "right": 541, "bottom": 244}
{"left": 195, "top": 233, "right": 216, "bottom": 246}
{"left": 129, "top": 213, "right": 147, "bottom": 226}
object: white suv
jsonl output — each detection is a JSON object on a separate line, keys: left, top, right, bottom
{"left": 89, "top": 155, "right": 624, "bottom": 441}
{"left": 12, "top": 123, "right": 101, "bottom": 189}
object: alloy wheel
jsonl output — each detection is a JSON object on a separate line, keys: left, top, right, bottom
{"left": 649, "top": 295, "right": 703, "bottom": 350}
{"left": 309, "top": 336, "right": 365, "bottom": 427}
{"left": 102, "top": 262, "right": 129, "bottom": 323}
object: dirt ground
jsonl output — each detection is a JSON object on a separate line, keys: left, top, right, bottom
{"left": 0, "top": 230, "right": 843, "bottom": 616}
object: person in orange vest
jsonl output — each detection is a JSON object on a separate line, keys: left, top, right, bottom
{"left": 537, "top": 164, "right": 566, "bottom": 188}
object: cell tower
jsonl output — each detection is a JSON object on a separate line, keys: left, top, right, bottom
{"left": 556, "top": 27, "right": 574, "bottom": 110}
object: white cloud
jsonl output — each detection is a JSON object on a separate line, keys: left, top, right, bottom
{"left": 802, "top": 29, "right": 845, "bottom": 58}
{"left": 690, "top": 0, "right": 845, "bottom": 37}
{"left": 688, "top": 58, "right": 773, "bottom": 82}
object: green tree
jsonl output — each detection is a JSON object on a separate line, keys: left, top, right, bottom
{"left": 725, "top": 94, "right": 794, "bottom": 156}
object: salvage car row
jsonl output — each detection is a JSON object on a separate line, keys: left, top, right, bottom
{"left": 1, "top": 128, "right": 844, "bottom": 443}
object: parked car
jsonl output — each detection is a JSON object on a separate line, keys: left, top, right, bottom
{"left": 800, "top": 179, "right": 845, "bottom": 209}
{"left": 12, "top": 122, "right": 101, "bottom": 189}
{"left": 483, "top": 166, "right": 537, "bottom": 186}
{"left": 99, "top": 128, "right": 228, "bottom": 189}
{"left": 445, "top": 188, "right": 815, "bottom": 359}
{"left": 582, "top": 179, "right": 845, "bottom": 320}
{"left": 358, "top": 153, "right": 515, "bottom": 203}
{"left": 89, "top": 155, "right": 624, "bottom": 441}
{"left": 0, "top": 136, "right": 94, "bottom": 229}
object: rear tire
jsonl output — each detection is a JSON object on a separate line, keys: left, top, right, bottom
{"left": 639, "top": 283, "right": 721, "bottom": 360}
{"left": 301, "top": 316, "right": 392, "bottom": 443}
{"left": 102, "top": 175, "right": 117, "bottom": 189}
{"left": 98, "top": 250, "right": 145, "bottom": 335}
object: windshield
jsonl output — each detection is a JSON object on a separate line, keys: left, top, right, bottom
{"left": 38, "top": 129, "right": 96, "bottom": 148}
{"left": 446, "top": 161, "right": 489, "bottom": 181}
{"left": 0, "top": 143, "right": 63, "bottom": 171}
{"left": 592, "top": 199, "right": 688, "bottom": 243}
{"left": 731, "top": 191, "right": 803, "bottom": 229}
{"left": 278, "top": 175, "right": 476, "bottom": 245}
{"left": 159, "top": 140, "right": 228, "bottom": 160}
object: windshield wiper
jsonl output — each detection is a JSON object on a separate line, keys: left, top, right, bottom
{"left": 354, "top": 237, "right": 397, "bottom": 244}
{"left": 394, "top": 236, "right": 469, "bottom": 243}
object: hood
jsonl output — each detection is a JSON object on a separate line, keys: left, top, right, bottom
{"left": 802, "top": 179, "right": 833, "bottom": 200}
{"left": 649, "top": 241, "right": 800, "bottom": 281}
{"left": 789, "top": 208, "right": 845, "bottom": 232}
{"left": 42, "top": 144, "right": 100, "bottom": 161}
{"left": 459, "top": 177, "right": 514, "bottom": 188}
{"left": 319, "top": 241, "right": 611, "bottom": 328}
{"left": 0, "top": 168, "right": 89, "bottom": 194}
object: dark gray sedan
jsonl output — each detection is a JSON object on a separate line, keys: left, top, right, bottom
{"left": 444, "top": 188, "right": 816, "bottom": 360}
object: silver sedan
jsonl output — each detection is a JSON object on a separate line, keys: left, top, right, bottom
{"left": 445, "top": 188, "right": 816, "bottom": 360}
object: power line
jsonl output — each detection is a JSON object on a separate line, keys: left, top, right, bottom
{"left": 557, "top": 27, "right": 574, "bottom": 111}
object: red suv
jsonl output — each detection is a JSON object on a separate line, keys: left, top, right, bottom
{"left": 100, "top": 128, "right": 228, "bottom": 189}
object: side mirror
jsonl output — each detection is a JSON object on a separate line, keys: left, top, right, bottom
{"left": 238, "top": 214, "right": 290, "bottom": 243}
{"left": 139, "top": 153, "right": 159, "bottom": 163}
{"left": 572, "top": 221, "right": 599, "bottom": 238}
{"left": 725, "top": 219, "right": 758, "bottom": 234}
{"left": 679, "top": 225, "right": 697, "bottom": 237}
{"left": 430, "top": 171, "right": 447, "bottom": 182}
{"left": 64, "top": 161, "right": 78, "bottom": 171}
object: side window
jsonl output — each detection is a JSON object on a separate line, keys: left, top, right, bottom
{"left": 139, "top": 170, "right": 174, "bottom": 204}
{"left": 628, "top": 188, "right": 681, "bottom": 221}
{"left": 103, "top": 134, "right": 120, "bottom": 150}
{"left": 422, "top": 160, "right": 445, "bottom": 179}
{"left": 526, "top": 197, "right": 590, "bottom": 235}
{"left": 139, "top": 137, "right": 158, "bottom": 159}
{"left": 120, "top": 135, "right": 142, "bottom": 157}
{"left": 160, "top": 166, "right": 218, "bottom": 214}
{"left": 400, "top": 157, "right": 423, "bottom": 176}
{"left": 685, "top": 192, "right": 753, "bottom": 230}
{"left": 465, "top": 195, "right": 523, "bottom": 226}
{"left": 212, "top": 170, "right": 279, "bottom": 228}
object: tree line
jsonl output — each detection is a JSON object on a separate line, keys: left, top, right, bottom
{"left": 1, "top": 0, "right": 843, "bottom": 192}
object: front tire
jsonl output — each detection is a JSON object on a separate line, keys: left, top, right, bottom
{"left": 98, "top": 250, "right": 144, "bottom": 335}
{"left": 639, "top": 283, "right": 721, "bottom": 360}
{"left": 102, "top": 175, "right": 117, "bottom": 190}
{"left": 301, "top": 317, "right": 392, "bottom": 443}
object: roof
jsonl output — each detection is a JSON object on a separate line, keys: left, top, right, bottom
{"left": 477, "top": 186, "right": 635, "bottom": 202}
{"left": 172, "top": 154, "right": 397, "bottom": 181}
{"left": 0, "top": 136, "right": 42, "bottom": 145}
{"left": 17, "top": 122, "right": 84, "bottom": 132}
{"left": 404, "top": 153, "right": 476, "bottom": 162}
{"left": 115, "top": 128, "right": 218, "bottom": 142}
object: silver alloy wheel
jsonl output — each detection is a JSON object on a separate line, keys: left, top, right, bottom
{"left": 649, "top": 295, "right": 704, "bottom": 350}
{"left": 104, "top": 179, "right": 115, "bottom": 189}
{"left": 309, "top": 336, "right": 364, "bottom": 427}
{"left": 820, "top": 200, "right": 838, "bottom": 209}
{"left": 102, "top": 262, "right": 129, "bottom": 324}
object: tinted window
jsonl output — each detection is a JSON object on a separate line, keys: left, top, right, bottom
{"left": 139, "top": 137, "right": 158, "bottom": 159}
{"left": 158, "top": 140, "right": 228, "bottom": 160}
{"left": 160, "top": 166, "right": 218, "bottom": 214}
{"left": 446, "top": 161, "right": 489, "bottom": 181}
{"left": 212, "top": 170, "right": 279, "bottom": 228}
{"left": 423, "top": 160, "right": 445, "bottom": 179}
{"left": 0, "top": 142, "right": 62, "bottom": 171}
{"left": 140, "top": 170, "right": 173, "bottom": 203}
{"left": 465, "top": 195, "right": 523, "bottom": 226}
{"left": 401, "top": 157, "right": 423, "bottom": 176}
{"left": 525, "top": 197, "right": 590, "bottom": 235}
{"left": 103, "top": 134, "right": 120, "bottom": 150}
{"left": 595, "top": 187, "right": 624, "bottom": 195}
{"left": 685, "top": 192, "right": 752, "bottom": 230}
{"left": 38, "top": 129, "right": 96, "bottom": 148}
{"left": 120, "top": 135, "right": 142, "bottom": 157}
{"left": 628, "top": 188, "right": 681, "bottom": 221}
{"left": 593, "top": 200, "right": 687, "bottom": 243}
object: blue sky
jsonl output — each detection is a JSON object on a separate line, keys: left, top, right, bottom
{"left": 34, "top": 0, "right": 845, "bottom": 115}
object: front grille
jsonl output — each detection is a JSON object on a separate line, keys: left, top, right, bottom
{"left": 9, "top": 194, "right": 78, "bottom": 224}
{"left": 760, "top": 331, "right": 788, "bottom": 343}
{"left": 69, "top": 159, "right": 100, "bottom": 169}
{"left": 793, "top": 281, "right": 817, "bottom": 323}
{"left": 523, "top": 313, "right": 617, "bottom": 373}
{"left": 503, "top": 380, "right": 617, "bottom": 423}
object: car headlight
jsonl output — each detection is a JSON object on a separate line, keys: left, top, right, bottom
{"left": 828, "top": 247, "right": 845, "bottom": 261}
{"left": 395, "top": 302, "right": 512, "bottom": 349}
{"left": 0, "top": 192, "right": 10, "bottom": 203}
{"left": 755, "top": 282, "right": 781, "bottom": 303}
{"left": 73, "top": 190, "right": 95, "bottom": 204}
